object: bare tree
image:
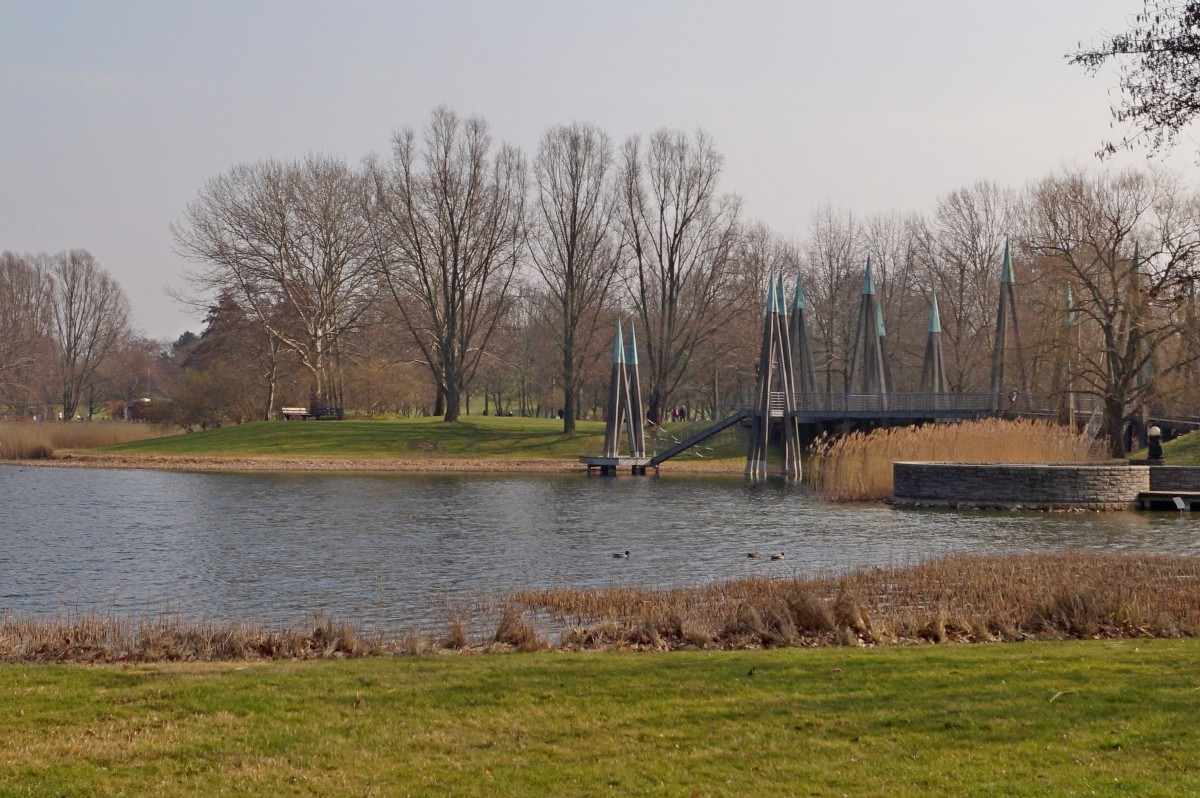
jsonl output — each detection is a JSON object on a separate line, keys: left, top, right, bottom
{"left": 175, "top": 154, "right": 377, "bottom": 410}
{"left": 368, "top": 107, "right": 527, "bottom": 422}
{"left": 929, "top": 182, "right": 1018, "bottom": 391}
{"left": 0, "top": 252, "right": 52, "bottom": 415}
{"left": 1069, "top": 1, "right": 1200, "bottom": 157}
{"left": 529, "top": 123, "right": 619, "bottom": 433}
{"left": 1027, "top": 168, "right": 1200, "bottom": 455}
{"left": 863, "top": 211, "right": 927, "bottom": 389}
{"left": 617, "top": 128, "right": 743, "bottom": 422}
{"left": 697, "top": 222, "right": 795, "bottom": 414}
{"left": 47, "top": 250, "right": 131, "bottom": 420}
{"left": 802, "top": 205, "right": 864, "bottom": 394}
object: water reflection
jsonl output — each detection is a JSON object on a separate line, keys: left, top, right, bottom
{"left": 1, "top": 465, "right": 1197, "bottom": 629}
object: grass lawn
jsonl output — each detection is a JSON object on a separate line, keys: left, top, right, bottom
{"left": 4, "top": 639, "right": 1200, "bottom": 796}
{"left": 1161, "top": 428, "right": 1200, "bottom": 465}
{"left": 96, "top": 414, "right": 750, "bottom": 466}
{"left": 102, "top": 416, "right": 607, "bottom": 459}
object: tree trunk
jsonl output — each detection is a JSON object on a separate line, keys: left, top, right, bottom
{"left": 562, "top": 355, "right": 576, "bottom": 434}
{"left": 444, "top": 371, "right": 461, "bottom": 422}
{"left": 646, "top": 390, "right": 662, "bottom": 425}
{"left": 1103, "top": 396, "right": 1126, "bottom": 458}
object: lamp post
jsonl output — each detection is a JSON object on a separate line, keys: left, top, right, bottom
{"left": 1148, "top": 425, "right": 1164, "bottom": 463}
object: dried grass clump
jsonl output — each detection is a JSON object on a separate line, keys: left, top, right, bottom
{"left": 0, "top": 613, "right": 391, "bottom": 663}
{"left": 513, "top": 553, "right": 1200, "bottom": 651}
{"left": 0, "top": 421, "right": 170, "bottom": 460}
{"left": 493, "top": 605, "right": 544, "bottom": 652}
{"left": 441, "top": 619, "right": 470, "bottom": 650}
{"left": 808, "top": 418, "right": 1102, "bottom": 501}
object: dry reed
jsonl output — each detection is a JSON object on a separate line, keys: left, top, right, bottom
{"left": 0, "top": 421, "right": 168, "bottom": 460}
{"left": 4, "top": 553, "right": 1198, "bottom": 661}
{"left": 514, "top": 553, "right": 1200, "bottom": 650}
{"left": 808, "top": 418, "right": 1102, "bottom": 501}
{"left": 0, "top": 613, "right": 388, "bottom": 663}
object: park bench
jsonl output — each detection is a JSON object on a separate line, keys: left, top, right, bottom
{"left": 280, "top": 406, "right": 344, "bottom": 421}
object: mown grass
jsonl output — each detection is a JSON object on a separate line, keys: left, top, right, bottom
{"left": 88, "top": 414, "right": 752, "bottom": 466}
{"left": 3, "top": 639, "right": 1200, "bottom": 796}
{"left": 99, "top": 416, "right": 607, "bottom": 459}
{"left": 808, "top": 418, "right": 1103, "bottom": 501}
{"left": 1161, "top": 428, "right": 1200, "bottom": 465}
{"left": 0, "top": 421, "right": 168, "bottom": 459}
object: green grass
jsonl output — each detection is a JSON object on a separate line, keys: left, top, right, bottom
{"left": 100, "top": 416, "right": 606, "bottom": 459}
{"left": 3, "top": 640, "right": 1199, "bottom": 796}
{"left": 1161, "top": 428, "right": 1200, "bottom": 465}
{"left": 94, "top": 414, "right": 751, "bottom": 465}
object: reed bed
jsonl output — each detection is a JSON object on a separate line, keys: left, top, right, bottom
{"left": 4, "top": 553, "right": 1199, "bottom": 662}
{"left": 0, "top": 420, "right": 168, "bottom": 459}
{"left": 808, "top": 418, "right": 1101, "bottom": 501}
{"left": 513, "top": 552, "right": 1200, "bottom": 650}
{"left": 0, "top": 613, "right": 400, "bottom": 663}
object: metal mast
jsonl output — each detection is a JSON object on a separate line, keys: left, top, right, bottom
{"left": 846, "top": 257, "right": 891, "bottom": 405}
{"left": 989, "top": 240, "right": 1027, "bottom": 413}
{"left": 746, "top": 275, "right": 802, "bottom": 479}
{"left": 789, "top": 273, "right": 818, "bottom": 400}
{"left": 602, "top": 321, "right": 644, "bottom": 458}
{"left": 920, "top": 294, "right": 949, "bottom": 395}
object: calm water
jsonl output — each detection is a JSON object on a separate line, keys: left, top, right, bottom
{"left": 2, "top": 465, "right": 1199, "bottom": 629}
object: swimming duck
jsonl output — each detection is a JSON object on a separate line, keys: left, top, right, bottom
{"left": 747, "top": 551, "right": 761, "bottom": 559}
{"left": 770, "top": 552, "right": 785, "bottom": 561}
{"left": 612, "top": 550, "right": 630, "bottom": 559}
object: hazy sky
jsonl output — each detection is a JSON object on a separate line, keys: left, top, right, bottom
{"left": 3, "top": 1, "right": 1197, "bottom": 340}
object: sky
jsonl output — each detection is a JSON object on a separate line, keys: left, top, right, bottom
{"left": 3, "top": 0, "right": 1198, "bottom": 341}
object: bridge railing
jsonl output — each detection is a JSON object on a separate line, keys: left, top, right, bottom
{"left": 700, "top": 390, "right": 1103, "bottom": 419}
{"left": 727, "top": 391, "right": 1070, "bottom": 415}
{"left": 793, "top": 392, "right": 997, "bottom": 414}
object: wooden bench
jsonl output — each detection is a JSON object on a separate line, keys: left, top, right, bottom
{"left": 280, "top": 406, "right": 310, "bottom": 421}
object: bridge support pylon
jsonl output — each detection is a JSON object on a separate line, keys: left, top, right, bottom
{"left": 581, "top": 320, "right": 651, "bottom": 475}
{"left": 746, "top": 275, "right": 802, "bottom": 480}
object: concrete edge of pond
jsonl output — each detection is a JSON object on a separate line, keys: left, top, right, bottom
{"left": 892, "top": 461, "right": 1157, "bottom": 511}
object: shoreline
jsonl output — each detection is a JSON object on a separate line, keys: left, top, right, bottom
{"left": 5, "top": 450, "right": 746, "bottom": 475}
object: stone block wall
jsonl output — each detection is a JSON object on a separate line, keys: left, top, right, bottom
{"left": 1148, "top": 466, "right": 1200, "bottom": 493}
{"left": 893, "top": 462, "right": 1150, "bottom": 510}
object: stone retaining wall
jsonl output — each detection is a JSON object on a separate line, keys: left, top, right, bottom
{"left": 1148, "top": 466, "right": 1200, "bottom": 493}
{"left": 893, "top": 462, "right": 1150, "bottom": 510}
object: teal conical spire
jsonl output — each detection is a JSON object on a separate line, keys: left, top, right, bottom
{"left": 612, "top": 321, "right": 625, "bottom": 365}
{"left": 775, "top": 274, "right": 787, "bottom": 315}
{"left": 862, "top": 256, "right": 876, "bottom": 295}
{"left": 1000, "top": 240, "right": 1013, "bottom": 285}
{"left": 792, "top": 275, "right": 807, "bottom": 310}
{"left": 764, "top": 273, "right": 777, "bottom": 313}
{"left": 624, "top": 321, "right": 639, "bottom": 366}
{"left": 928, "top": 294, "right": 943, "bottom": 334}
{"left": 876, "top": 301, "right": 887, "bottom": 337}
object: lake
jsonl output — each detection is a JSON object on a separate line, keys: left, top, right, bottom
{"left": 3, "top": 465, "right": 1198, "bottom": 630}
